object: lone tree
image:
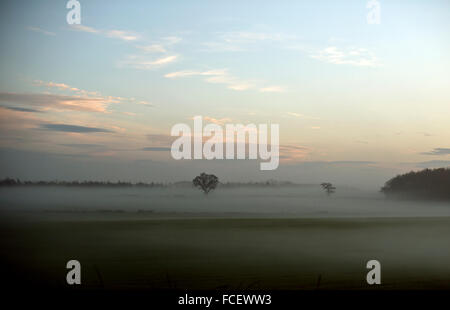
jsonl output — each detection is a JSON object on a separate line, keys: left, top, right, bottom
{"left": 321, "top": 182, "right": 336, "bottom": 196}
{"left": 193, "top": 173, "right": 219, "bottom": 195}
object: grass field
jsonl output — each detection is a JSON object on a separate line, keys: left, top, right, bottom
{"left": 2, "top": 211, "right": 450, "bottom": 290}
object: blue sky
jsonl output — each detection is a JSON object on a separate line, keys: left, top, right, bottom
{"left": 0, "top": 0, "right": 449, "bottom": 187}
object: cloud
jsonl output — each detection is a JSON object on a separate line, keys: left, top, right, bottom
{"left": 33, "top": 80, "right": 82, "bottom": 92}
{"left": 259, "top": 86, "right": 286, "bottom": 93}
{"left": 3, "top": 106, "right": 43, "bottom": 113}
{"left": 151, "top": 55, "right": 178, "bottom": 65}
{"left": 137, "top": 100, "right": 153, "bottom": 107}
{"left": 201, "top": 70, "right": 253, "bottom": 90}
{"left": 279, "top": 145, "right": 310, "bottom": 162}
{"left": 0, "top": 92, "right": 113, "bottom": 113}
{"left": 32, "top": 80, "right": 146, "bottom": 111}
{"left": 202, "top": 116, "right": 233, "bottom": 125}
{"left": 166, "top": 69, "right": 288, "bottom": 93}
{"left": 70, "top": 24, "right": 139, "bottom": 41}
{"left": 39, "top": 124, "right": 114, "bottom": 133}
{"left": 165, "top": 69, "right": 264, "bottom": 92}
{"left": 311, "top": 46, "right": 380, "bottom": 67}
{"left": 27, "top": 26, "right": 56, "bottom": 36}
{"left": 421, "top": 148, "right": 450, "bottom": 156}
{"left": 164, "top": 69, "right": 227, "bottom": 79}
{"left": 141, "top": 147, "right": 171, "bottom": 151}
{"left": 136, "top": 35, "right": 182, "bottom": 54}
{"left": 70, "top": 25, "right": 99, "bottom": 34}
{"left": 106, "top": 30, "right": 140, "bottom": 41}
{"left": 71, "top": 25, "right": 182, "bottom": 74}
{"left": 120, "top": 55, "right": 178, "bottom": 69}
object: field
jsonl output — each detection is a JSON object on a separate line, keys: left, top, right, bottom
{"left": 1, "top": 187, "right": 450, "bottom": 290}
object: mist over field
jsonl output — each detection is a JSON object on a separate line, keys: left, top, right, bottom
{"left": 1, "top": 186, "right": 449, "bottom": 218}
{"left": 1, "top": 185, "right": 450, "bottom": 290}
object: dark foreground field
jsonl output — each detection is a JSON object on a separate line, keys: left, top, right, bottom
{"left": 1, "top": 212, "right": 450, "bottom": 291}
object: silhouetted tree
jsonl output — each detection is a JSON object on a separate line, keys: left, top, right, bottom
{"left": 193, "top": 173, "right": 219, "bottom": 195}
{"left": 321, "top": 182, "right": 336, "bottom": 196}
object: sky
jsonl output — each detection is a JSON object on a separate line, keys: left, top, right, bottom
{"left": 0, "top": 0, "right": 449, "bottom": 189}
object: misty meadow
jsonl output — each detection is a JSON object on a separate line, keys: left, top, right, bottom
{"left": 1, "top": 169, "right": 449, "bottom": 290}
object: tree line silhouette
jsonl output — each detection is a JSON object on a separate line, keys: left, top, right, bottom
{"left": 0, "top": 178, "right": 167, "bottom": 188}
{"left": 0, "top": 177, "right": 299, "bottom": 188}
{"left": 381, "top": 167, "right": 450, "bottom": 200}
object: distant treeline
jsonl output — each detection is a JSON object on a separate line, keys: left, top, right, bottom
{"left": 381, "top": 168, "right": 450, "bottom": 200}
{"left": 0, "top": 178, "right": 301, "bottom": 188}
{"left": 0, "top": 178, "right": 167, "bottom": 188}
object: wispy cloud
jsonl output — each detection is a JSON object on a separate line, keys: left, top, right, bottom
{"left": 311, "top": 46, "right": 380, "bottom": 67}
{"left": 120, "top": 34, "right": 182, "bottom": 70}
{"left": 165, "top": 69, "right": 284, "bottom": 93}
{"left": 70, "top": 24, "right": 140, "bottom": 41}
{"left": 136, "top": 100, "right": 154, "bottom": 107}
{"left": 421, "top": 148, "right": 450, "bottom": 156}
{"left": 3, "top": 106, "right": 43, "bottom": 113}
{"left": 32, "top": 79, "right": 151, "bottom": 113}
{"left": 279, "top": 144, "right": 310, "bottom": 162}
{"left": 164, "top": 69, "right": 227, "bottom": 78}
{"left": 151, "top": 55, "right": 178, "bottom": 65}
{"left": 0, "top": 92, "right": 115, "bottom": 113}
{"left": 33, "top": 80, "right": 86, "bottom": 93}
{"left": 33, "top": 80, "right": 102, "bottom": 96}
{"left": 287, "top": 112, "right": 303, "bottom": 118}
{"left": 165, "top": 68, "right": 253, "bottom": 91}
{"left": 201, "top": 116, "right": 233, "bottom": 125}
{"left": 106, "top": 30, "right": 140, "bottom": 41}
{"left": 70, "top": 25, "right": 98, "bottom": 34}
{"left": 137, "top": 36, "right": 181, "bottom": 53}
{"left": 120, "top": 54, "right": 178, "bottom": 70}
{"left": 27, "top": 26, "right": 56, "bottom": 36}
{"left": 39, "top": 123, "right": 114, "bottom": 133}
{"left": 70, "top": 24, "right": 183, "bottom": 73}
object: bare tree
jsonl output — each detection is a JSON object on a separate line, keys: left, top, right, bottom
{"left": 193, "top": 173, "right": 219, "bottom": 195}
{"left": 321, "top": 182, "right": 336, "bottom": 196}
